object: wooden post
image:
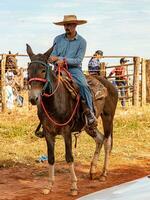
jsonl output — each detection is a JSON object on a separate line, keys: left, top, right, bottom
{"left": 20, "top": 68, "right": 24, "bottom": 90}
{"left": 141, "top": 58, "right": 146, "bottom": 105}
{"left": 1, "top": 54, "right": 6, "bottom": 112}
{"left": 133, "top": 57, "right": 140, "bottom": 106}
{"left": 100, "top": 62, "right": 106, "bottom": 77}
{"left": 146, "top": 60, "right": 150, "bottom": 103}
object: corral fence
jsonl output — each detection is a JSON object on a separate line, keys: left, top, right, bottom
{"left": 84, "top": 56, "right": 148, "bottom": 107}
{"left": 0, "top": 54, "right": 150, "bottom": 112}
{"left": 0, "top": 54, "right": 28, "bottom": 112}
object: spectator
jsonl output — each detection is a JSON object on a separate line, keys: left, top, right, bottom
{"left": 5, "top": 69, "right": 14, "bottom": 84}
{"left": 109, "top": 57, "right": 129, "bottom": 108}
{"left": 88, "top": 50, "right": 103, "bottom": 75}
{"left": 5, "top": 70, "right": 15, "bottom": 113}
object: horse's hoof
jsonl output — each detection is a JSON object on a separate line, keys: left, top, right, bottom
{"left": 42, "top": 185, "right": 53, "bottom": 195}
{"left": 99, "top": 175, "right": 107, "bottom": 182}
{"left": 71, "top": 189, "right": 78, "bottom": 196}
{"left": 90, "top": 166, "right": 96, "bottom": 180}
{"left": 42, "top": 188, "right": 50, "bottom": 195}
{"left": 90, "top": 173, "right": 96, "bottom": 180}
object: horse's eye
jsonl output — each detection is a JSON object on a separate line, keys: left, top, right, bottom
{"left": 42, "top": 70, "right": 46, "bottom": 73}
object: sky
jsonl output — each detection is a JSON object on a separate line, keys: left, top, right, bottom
{"left": 0, "top": 0, "right": 150, "bottom": 68}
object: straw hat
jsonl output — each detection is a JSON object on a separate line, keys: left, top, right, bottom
{"left": 53, "top": 15, "right": 87, "bottom": 26}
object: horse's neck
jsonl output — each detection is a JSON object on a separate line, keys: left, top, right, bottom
{"left": 40, "top": 73, "right": 72, "bottom": 117}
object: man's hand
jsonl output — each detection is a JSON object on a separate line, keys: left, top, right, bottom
{"left": 56, "top": 59, "right": 65, "bottom": 67}
{"left": 48, "top": 56, "right": 58, "bottom": 63}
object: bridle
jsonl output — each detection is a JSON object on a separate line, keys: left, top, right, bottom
{"left": 28, "top": 60, "right": 54, "bottom": 95}
{"left": 28, "top": 60, "right": 80, "bottom": 127}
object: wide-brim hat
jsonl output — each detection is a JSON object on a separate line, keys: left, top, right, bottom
{"left": 53, "top": 15, "right": 87, "bottom": 26}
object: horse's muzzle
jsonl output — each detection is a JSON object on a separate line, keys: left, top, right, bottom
{"left": 29, "top": 89, "right": 41, "bottom": 105}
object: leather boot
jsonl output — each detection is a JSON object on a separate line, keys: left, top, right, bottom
{"left": 86, "top": 111, "right": 97, "bottom": 126}
{"left": 81, "top": 100, "right": 97, "bottom": 126}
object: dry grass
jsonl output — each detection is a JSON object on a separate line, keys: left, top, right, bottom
{"left": 0, "top": 105, "right": 150, "bottom": 168}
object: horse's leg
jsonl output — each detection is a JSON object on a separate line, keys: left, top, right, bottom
{"left": 100, "top": 114, "right": 113, "bottom": 181}
{"left": 43, "top": 133, "right": 55, "bottom": 195}
{"left": 85, "top": 127, "right": 104, "bottom": 179}
{"left": 63, "top": 132, "right": 78, "bottom": 196}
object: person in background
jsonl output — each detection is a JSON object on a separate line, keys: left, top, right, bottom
{"left": 88, "top": 50, "right": 103, "bottom": 75}
{"left": 5, "top": 69, "right": 15, "bottom": 113}
{"left": 109, "top": 57, "right": 129, "bottom": 108}
{"left": 5, "top": 69, "right": 14, "bottom": 84}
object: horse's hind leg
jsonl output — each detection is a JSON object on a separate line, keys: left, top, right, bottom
{"left": 43, "top": 133, "right": 55, "bottom": 195}
{"left": 85, "top": 127, "right": 104, "bottom": 179}
{"left": 63, "top": 132, "right": 78, "bottom": 196}
{"left": 100, "top": 114, "right": 113, "bottom": 181}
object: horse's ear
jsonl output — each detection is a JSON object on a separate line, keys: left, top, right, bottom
{"left": 43, "top": 43, "right": 56, "bottom": 60}
{"left": 26, "top": 44, "right": 34, "bottom": 59}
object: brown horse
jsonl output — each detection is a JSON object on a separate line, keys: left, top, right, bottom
{"left": 0, "top": 53, "right": 18, "bottom": 76}
{"left": 27, "top": 44, "right": 118, "bottom": 196}
{"left": 5, "top": 52, "right": 18, "bottom": 74}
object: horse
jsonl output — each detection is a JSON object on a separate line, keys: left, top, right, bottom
{"left": 6, "top": 52, "right": 18, "bottom": 72}
{"left": 0, "top": 52, "right": 18, "bottom": 78}
{"left": 26, "top": 44, "right": 118, "bottom": 196}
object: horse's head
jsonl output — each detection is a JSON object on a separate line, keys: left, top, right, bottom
{"left": 26, "top": 44, "right": 54, "bottom": 105}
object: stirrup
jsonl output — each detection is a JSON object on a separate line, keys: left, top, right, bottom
{"left": 35, "top": 123, "right": 44, "bottom": 138}
{"left": 84, "top": 112, "right": 97, "bottom": 128}
{"left": 35, "top": 130, "right": 44, "bottom": 138}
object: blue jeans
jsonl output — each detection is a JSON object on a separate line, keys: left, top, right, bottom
{"left": 68, "top": 67, "right": 93, "bottom": 112}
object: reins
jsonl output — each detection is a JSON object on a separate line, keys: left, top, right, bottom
{"left": 29, "top": 60, "right": 80, "bottom": 127}
{"left": 40, "top": 94, "right": 80, "bottom": 127}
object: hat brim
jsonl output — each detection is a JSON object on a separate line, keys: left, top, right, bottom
{"left": 53, "top": 20, "right": 87, "bottom": 26}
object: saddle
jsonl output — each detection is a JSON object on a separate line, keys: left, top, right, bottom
{"left": 57, "top": 67, "right": 80, "bottom": 99}
{"left": 58, "top": 68, "right": 107, "bottom": 116}
{"left": 35, "top": 69, "right": 108, "bottom": 138}
{"left": 85, "top": 74, "right": 108, "bottom": 116}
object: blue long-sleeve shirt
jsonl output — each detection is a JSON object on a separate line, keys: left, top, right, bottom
{"left": 51, "top": 33, "right": 87, "bottom": 68}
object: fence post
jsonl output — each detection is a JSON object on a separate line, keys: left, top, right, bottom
{"left": 20, "top": 68, "right": 24, "bottom": 90}
{"left": 100, "top": 62, "right": 106, "bottom": 77}
{"left": 146, "top": 60, "right": 150, "bottom": 103}
{"left": 141, "top": 58, "right": 146, "bottom": 105}
{"left": 133, "top": 57, "right": 140, "bottom": 106}
{"left": 1, "top": 54, "right": 6, "bottom": 112}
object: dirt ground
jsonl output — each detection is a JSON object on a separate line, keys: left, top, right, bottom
{"left": 0, "top": 160, "right": 149, "bottom": 200}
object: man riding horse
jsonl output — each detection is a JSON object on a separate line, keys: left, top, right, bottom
{"left": 26, "top": 15, "right": 118, "bottom": 196}
{"left": 49, "top": 15, "right": 96, "bottom": 126}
